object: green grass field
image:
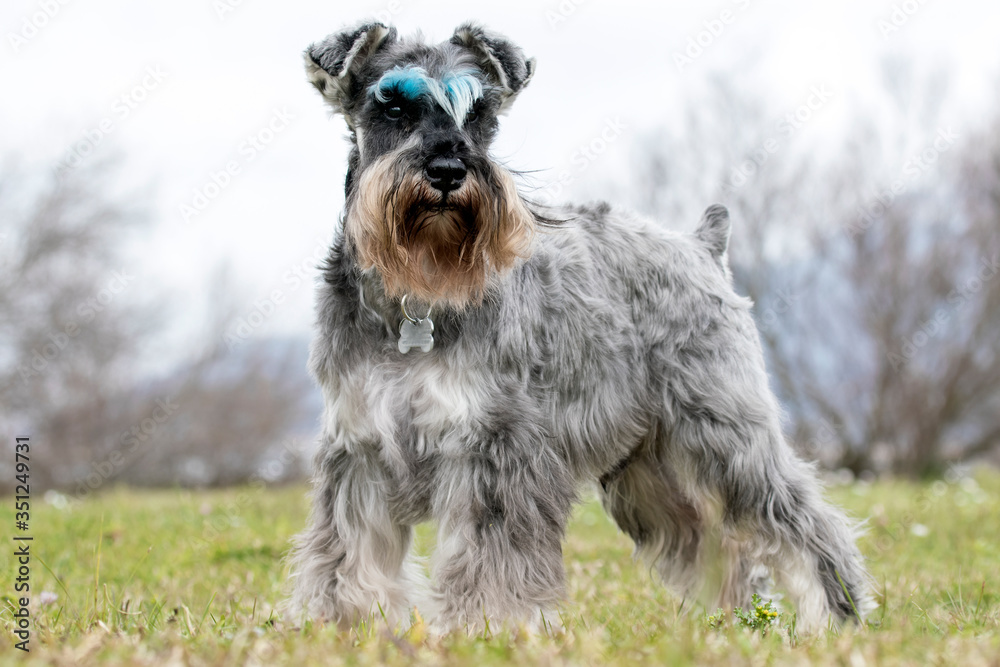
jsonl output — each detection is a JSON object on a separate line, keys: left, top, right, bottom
{"left": 2, "top": 471, "right": 998, "bottom": 666}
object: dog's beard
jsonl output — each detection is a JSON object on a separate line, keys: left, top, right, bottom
{"left": 347, "top": 151, "right": 535, "bottom": 308}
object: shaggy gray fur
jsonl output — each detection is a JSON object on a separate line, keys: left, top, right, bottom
{"left": 288, "top": 21, "right": 874, "bottom": 633}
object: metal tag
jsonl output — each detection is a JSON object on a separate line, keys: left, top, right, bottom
{"left": 398, "top": 316, "right": 434, "bottom": 354}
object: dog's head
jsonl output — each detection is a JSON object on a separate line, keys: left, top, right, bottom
{"left": 305, "top": 22, "right": 537, "bottom": 308}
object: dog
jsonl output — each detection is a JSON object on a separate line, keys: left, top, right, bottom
{"left": 287, "top": 20, "right": 874, "bottom": 634}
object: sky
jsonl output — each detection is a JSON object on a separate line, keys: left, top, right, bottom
{"left": 2, "top": 0, "right": 999, "bottom": 364}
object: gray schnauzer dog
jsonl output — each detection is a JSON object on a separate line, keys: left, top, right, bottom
{"left": 288, "top": 20, "right": 874, "bottom": 633}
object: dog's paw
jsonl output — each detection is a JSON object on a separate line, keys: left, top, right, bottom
{"left": 425, "top": 607, "right": 564, "bottom": 639}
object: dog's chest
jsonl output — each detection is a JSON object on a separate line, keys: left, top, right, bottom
{"left": 324, "top": 354, "right": 487, "bottom": 455}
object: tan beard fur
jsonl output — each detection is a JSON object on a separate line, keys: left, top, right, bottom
{"left": 346, "top": 150, "right": 535, "bottom": 309}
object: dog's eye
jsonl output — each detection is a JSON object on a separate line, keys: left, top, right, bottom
{"left": 385, "top": 105, "right": 404, "bottom": 120}
{"left": 466, "top": 107, "right": 478, "bottom": 123}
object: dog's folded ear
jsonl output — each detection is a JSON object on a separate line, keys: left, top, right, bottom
{"left": 451, "top": 23, "right": 535, "bottom": 111}
{"left": 695, "top": 204, "right": 731, "bottom": 264}
{"left": 305, "top": 21, "right": 397, "bottom": 118}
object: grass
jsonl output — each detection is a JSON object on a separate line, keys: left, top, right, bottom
{"left": 2, "top": 471, "right": 999, "bottom": 665}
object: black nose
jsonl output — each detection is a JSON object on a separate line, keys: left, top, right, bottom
{"left": 425, "top": 156, "right": 467, "bottom": 193}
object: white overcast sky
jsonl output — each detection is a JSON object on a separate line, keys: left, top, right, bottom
{"left": 2, "top": 0, "right": 999, "bottom": 357}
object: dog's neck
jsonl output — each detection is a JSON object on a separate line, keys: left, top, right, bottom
{"left": 360, "top": 269, "right": 431, "bottom": 334}
{"left": 337, "top": 234, "right": 447, "bottom": 337}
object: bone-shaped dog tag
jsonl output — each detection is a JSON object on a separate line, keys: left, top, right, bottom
{"left": 398, "top": 316, "right": 434, "bottom": 354}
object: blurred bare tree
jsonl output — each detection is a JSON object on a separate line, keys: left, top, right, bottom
{"left": 114, "top": 332, "right": 315, "bottom": 489}
{"left": 0, "top": 157, "right": 316, "bottom": 493}
{"left": 0, "top": 157, "right": 155, "bottom": 489}
{"left": 620, "top": 73, "right": 1000, "bottom": 477}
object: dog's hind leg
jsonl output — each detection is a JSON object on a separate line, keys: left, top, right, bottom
{"left": 659, "top": 318, "right": 875, "bottom": 631}
{"left": 286, "top": 444, "right": 427, "bottom": 630}
{"left": 674, "top": 409, "right": 875, "bottom": 631}
{"left": 744, "top": 452, "right": 875, "bottom": 632}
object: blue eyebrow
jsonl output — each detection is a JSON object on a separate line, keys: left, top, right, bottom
{"left": 373, "top": 66, "right": 433, "bottom": 103}
{"left": 372, "top": 66, "right": 483, "bottom": 127}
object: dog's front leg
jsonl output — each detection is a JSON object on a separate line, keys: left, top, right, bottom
{"left": 430, "top": 418, "right": 573, "bottom": 634}
{"left": 286, "top": 444, "right": 427, "bottom": 630}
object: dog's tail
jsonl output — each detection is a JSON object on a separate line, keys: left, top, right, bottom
{"left": 695, "top": 204, "right": 730, "bottom": 263}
